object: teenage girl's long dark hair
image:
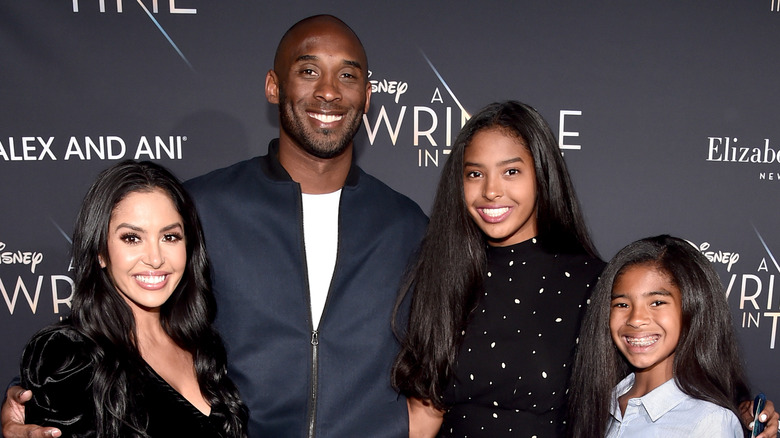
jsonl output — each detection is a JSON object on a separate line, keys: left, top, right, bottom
{"left": 391, "top": 101, "right": 597, "bottom": 409}
{"left": 567, "top": 235, "right": 750, "bottom": 437}
{"left": 68, "top": 160, "right": 246, "bottom": 437}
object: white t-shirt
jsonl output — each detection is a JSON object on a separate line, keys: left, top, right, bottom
{"left": 301, "top": 190, "right": 341, "bottom": 329}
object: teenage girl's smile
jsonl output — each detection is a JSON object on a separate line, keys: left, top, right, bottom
{"left": 476, "top": 206, "right": 512, "bottom": 223}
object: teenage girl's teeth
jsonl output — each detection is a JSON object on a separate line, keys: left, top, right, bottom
{"left": 482, "top": 207, "right": 509, "bottom": 217}
{"left": 625, "top": 335, "right": 659, "bottom": 347}
{"left": 310, "top": 113, "right": 343, "bottom": 123}
{"left": 135, "top": 275, "right": 166, "bottom": 284}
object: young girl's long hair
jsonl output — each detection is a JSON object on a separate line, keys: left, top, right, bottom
{"left": 391, "top": 101, "right": 597, "bottom": 409}
{"left": 567, "top": 234, "right": 750, "bottom": 437}
{"left": 68, "top": 160, "right": 246, "bottom": 437}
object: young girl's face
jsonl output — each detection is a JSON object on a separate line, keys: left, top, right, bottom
{"left": 462, "top": 127, "right": 538, "bottom": 247}
{"left": 609, "top": 264, "right": 682, "bottom": 384}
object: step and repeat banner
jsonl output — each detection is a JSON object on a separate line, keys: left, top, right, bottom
{"left": 2, "top": 1, "right": 779, "bottom": 403}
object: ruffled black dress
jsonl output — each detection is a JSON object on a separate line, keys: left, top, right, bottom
{"left": 21, "top": 325, "right": 235, "bottom": 438}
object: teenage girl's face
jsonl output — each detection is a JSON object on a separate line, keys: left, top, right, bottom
{"left": 463, "top": 127, "right": 538, "bottom": 247}
{"left": 101, "top": 189, "right": 187, "bottom": 316}
{"left": 609, "top": 264, "right": 682, "bottom": 385}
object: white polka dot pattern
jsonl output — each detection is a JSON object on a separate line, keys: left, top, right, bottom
{"left": 439, "top": 238, "right": 604, "bottom": 437}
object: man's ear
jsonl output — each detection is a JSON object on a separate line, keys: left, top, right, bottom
{"left": 363, "top": 81, "right": 371, "bottom": 114}
{"left": 266, "top": 70, "right": 280, "bottom": 104}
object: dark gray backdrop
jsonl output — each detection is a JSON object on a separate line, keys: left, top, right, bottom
{"left": 2, "top": 0, "right": 778, "bottom": 406}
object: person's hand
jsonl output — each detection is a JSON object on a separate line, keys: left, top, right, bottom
{"left": 407, "top": 397, "right": 444, "bottom": 438}
{"left": 2, "top": 386, "right": 61, "bottom": 438}
{"left": 740, "top": 398, "right": 779, "bottom": 438}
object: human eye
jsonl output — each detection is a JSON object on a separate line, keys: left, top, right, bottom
{"left": 299, "top": 67, "right": 318, "bottom": 78}
{"left": 611, "top": 299, "right": 628, "bottom": 309}
{"left": 465, "top": 170, "right": 482, "bottom": 179}
{"left": 650, "top": 300, "right": 667, "bottom": 307}
{"left": 162, "top": 232, "right": 183, "bottom": 243}
{"left": 340, "top": 69, "right": 361, "bottom": 83}
{"left": 120, "top": 233, "right": 141, "bottom": 245}
{"left": 505, "top": 168, "right": 520, "bottom": 176}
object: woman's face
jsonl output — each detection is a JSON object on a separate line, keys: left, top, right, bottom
{"left": 609, "top": 264, "right": 682, "bottom": 386}
{"left": 101, "top": 188, "right": 187, "bottom": 315}
{"left": 463, "top": 127, "right": 538, "bottom": 246}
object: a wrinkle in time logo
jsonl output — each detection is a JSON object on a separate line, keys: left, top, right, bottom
{"left": 71, "top": 0, "right": 196, "bottom": 14}
{"left": 362, "top": 51, "right": 585, "bottom": 168}
{"left": 698, "top": 228, "right": 780, "bottom": 349}
{"left": 71, "top": 0, "right": 197, "bottom": 70}
{"left": 0, "top": 223, "right": 74, "bottom": 317}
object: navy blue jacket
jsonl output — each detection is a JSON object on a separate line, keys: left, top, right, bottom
{"left": 186, "top": 140, "right": 427, "bottom": 437}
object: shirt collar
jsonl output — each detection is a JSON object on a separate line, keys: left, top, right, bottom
{"left": 612, "top": 373, "right": 688, "bottom": 422}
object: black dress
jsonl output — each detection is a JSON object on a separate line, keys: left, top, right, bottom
{"left": 440, "top": 238, "right": 605, "bottom": 437}
{"left": 21, "top": 325, "right": 236, "bottom": 438}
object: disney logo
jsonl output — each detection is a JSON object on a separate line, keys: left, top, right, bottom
{"left": 0, "top": 241, "right": 45, "bottom": 274}
{"left": 697, "top": 241, "right": 740, "bottom": 272}
{"left": 368, "top": 71, "right": 408, "bottom": 104}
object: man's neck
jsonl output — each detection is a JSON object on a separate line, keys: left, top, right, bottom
{"left": 277, "top": 136, "right": 352, "bottom": 194}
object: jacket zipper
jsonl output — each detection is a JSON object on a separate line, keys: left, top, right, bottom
{"left": 308, "top": 330, "right": 319, "bottom": 438}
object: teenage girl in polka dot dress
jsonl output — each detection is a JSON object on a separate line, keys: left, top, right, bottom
{"left": 392, "top": 101, "right": 604, "bottom": 437}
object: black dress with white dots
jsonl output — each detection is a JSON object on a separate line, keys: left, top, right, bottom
{"left": 439, "top": 237, "right": 604, "bottom": 438}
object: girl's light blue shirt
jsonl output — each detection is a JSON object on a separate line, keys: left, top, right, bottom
{"left": 606, "top": 373, "right": 742, "bottom": 438}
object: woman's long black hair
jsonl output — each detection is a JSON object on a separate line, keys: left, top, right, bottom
{"left": 567, "top": 235, "right": 750, "bottom": 437}
{"left": 66, "top": 160, "right": 246, "bottom": 437}
{"left": 391, "top": 101, "right": 597, "bottom": 409}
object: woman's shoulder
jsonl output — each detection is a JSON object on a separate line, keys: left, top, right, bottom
{"left": 21, "top": 324, "right": 101, "bottom": 435}
{"left": 23, "top": 324, "right": 94, "bottom": 357}
{"left": 21, "top": 324, "right": 96, "bottom": 388}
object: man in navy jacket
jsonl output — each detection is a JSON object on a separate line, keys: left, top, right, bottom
{"left": 2, "top": 14, "right": 426, "bottom": 438}
{"left": 185, "top": 16, "right": 426, "bottom": 436}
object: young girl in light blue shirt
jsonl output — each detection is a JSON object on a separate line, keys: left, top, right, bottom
{"left": 567, "top": 235, "right": 774, "bottom": 437}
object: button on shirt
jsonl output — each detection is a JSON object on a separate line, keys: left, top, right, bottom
{"left": 606, "top": 373, "right": 743, "bottom": 437}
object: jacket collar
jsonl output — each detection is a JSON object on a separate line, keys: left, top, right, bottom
{"left": 259, "top": 138, "right": 361, "bottom": 188}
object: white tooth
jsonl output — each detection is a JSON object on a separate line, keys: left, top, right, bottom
{"left": 626, "top": 336, "right": 658, "bottom": 347}
{"left": 311, "top": 113, "right": 343, "bottom": 123}
{"left": 135, "top": 275, "right": 165, "bottom": 284}
{"left": 482, "top": 207, "right": 509, "bottom": 217}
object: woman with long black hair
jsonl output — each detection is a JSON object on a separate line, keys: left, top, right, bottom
{"left": 392, "top": 101, "right": 777, "bottom": 438}
{"left": 567, "top": 235, "right": 762, "bottom": 437}
{"left": 19, "top": 160, "right": 247, "bottom": 437}
{"left": 392, "top": 101, "right": 604, "bottom": 437}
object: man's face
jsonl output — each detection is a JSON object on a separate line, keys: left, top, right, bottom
{"left": 269, "top": 20, "right": 371, "bottom": 159}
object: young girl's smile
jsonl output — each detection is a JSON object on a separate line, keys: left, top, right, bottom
{"left": 609, "top": 264, "right": 682, "bottom": 385}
